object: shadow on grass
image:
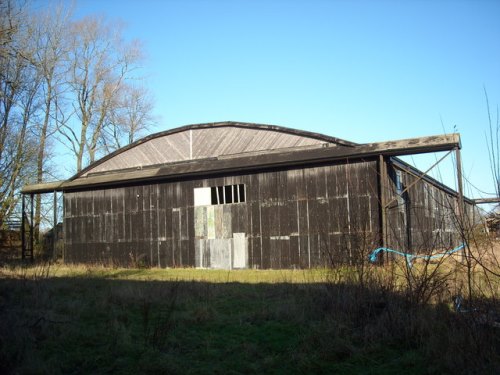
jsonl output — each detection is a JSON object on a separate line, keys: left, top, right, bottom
{"left": 0, "top": 273, "right": 498, "bottom": 375}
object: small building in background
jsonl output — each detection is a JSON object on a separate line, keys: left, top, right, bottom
{"left": 22, "top": 122, "right": 475, "bottom": 268}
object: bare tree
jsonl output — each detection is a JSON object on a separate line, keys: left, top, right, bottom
{"left": 0, "top": 0, "right": 39, "bottom": 225}
{"left": 485, "top": 87, "right": 500, "bottom": 198}
{"left": 59, "top": 15, "right": 143, "bottom": 172}
{"left": 0, "top": 0, "right": 155, "bottom": 231}
{"left": 102, "top": 84, "right": 156, "bottom": 152}
{"left": 29, "top": 4, "right": 72, "bottom": 235}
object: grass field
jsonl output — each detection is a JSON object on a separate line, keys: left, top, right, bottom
{"left": 0, "top": 262, "right": 498, "bottom": 374}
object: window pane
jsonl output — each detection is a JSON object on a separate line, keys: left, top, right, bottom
{"left": 233, "top": 185, "right": 239, "bottom": 203}
{"left": 239, "top": 184, "right": 245, "bottom": 202}
{"left": 217, "top": 186, "right": 224, "bottom": 204}
{"left": 211, "top": 187, "right": 218, "bottom": 205}
{"left": 225, "top": 185, "right": 233, "bottom": 204}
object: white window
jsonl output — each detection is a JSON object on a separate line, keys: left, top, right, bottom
{"left": 194, "top": 184, "right": 246, "bottom": 206}
{"left": 194, "top": 187, "right": 212, "bottom": 206}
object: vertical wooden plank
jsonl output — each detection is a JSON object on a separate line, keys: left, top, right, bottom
{"left": 297, "top": 200, "right": 309, "bottom": 267}
{"left": 222, "top": 205, "right": 232, "bottom": 238}
{"left": 279, "top": 200, "right": 290, "bottom": 268}
{"left": 53, "top": 191, "right": 57, "bottom": 260}
{"left": 181, "top": 207, "right": 189, "bottom": 266}
{"left": 193, "top": 205, "right": 204, "bottom": 237}
{"left": 455, "top": 147, "right": 465, "bottom": 247}
{"left": 171, "top": 208, "right": 180, "bottom": 266}
{"left": 250, "top": 202, "right": 261, "bottom": 268}
{"left": 214, "top": 205, "right": 223, "bottom": 238}
{"left": 233, "top": 232, "right": 247, "bottom": 268}
{"left": 261, "top": 236, "right": 271, "bottom": 269}
{"left": 289, "top": 235, "right": 299, "bottom": 268}
{"left": 195, "top": 239, "right": 201, "bottom": 267}
{"left": 296, "top": 169, "right": 307, "bottom": 201}
{"left": 207, "top": 206, "right": 215, "bottom": 239}
{"left": 21, "top": 194, "right": 25, "bottom": 260}
{"left": 269, "top": 236, "right": 281, "bottom": 269}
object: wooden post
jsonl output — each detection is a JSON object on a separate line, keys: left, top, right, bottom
{"left": 53, "top": 191, "right": 57, "bottom": 260}
{"left": 21, "top": 194, "right": 25, "bottom": 260}
{"left": 455, "top": 148, "right": 465, "bottom": 231}
{"left": 378, "top": 154, "right": 388, "bottom": 258}
{"left": 455, "top": 147, "right": 466, "bottom": 257}
{"left": 30, "top": 193, "right": 34, "bottom": 261}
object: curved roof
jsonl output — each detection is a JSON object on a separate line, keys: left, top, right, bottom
{"left": 75, "top": 121, "right": 356, "bottom": 178}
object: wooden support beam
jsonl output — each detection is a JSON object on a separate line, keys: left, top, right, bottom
{"left": 378, "top": 155, "right": 388, "bottom": 252}
{"left": 455, "top": 147, "right": 467, "bottom": 267}
{"left": 456, "top": 147, "right": 465, "bottom": 228}
{"left": 53, "top": 191, "right": 57, "bottom": 260}
{"left": 30, "top": 193, "right": 34, "bottom": 262}
{"left": 43, "top": 133, "right": 461, "bottom": 192}
{"left": 21, "top": 194, "right": 25, "bottom": 260}
{"left": 384, "top": 150, "right": 453, "bottom": 209}
{"left": 473, "top": 198, "right": 500, "bottom": 204}
{"left": 21, "top": 180, "right": 63, "bottom": 194}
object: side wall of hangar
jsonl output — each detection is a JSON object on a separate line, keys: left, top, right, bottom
{"left": 22, "top": 122, "right": 475, "bottom": 268}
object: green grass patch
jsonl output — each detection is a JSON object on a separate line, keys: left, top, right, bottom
{"left": 0, "top": 265, "right": 498, "bottom": 374}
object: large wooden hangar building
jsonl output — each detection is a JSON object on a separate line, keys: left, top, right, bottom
{"left": 22, "top": 122, "right": 475, "bottom": 269}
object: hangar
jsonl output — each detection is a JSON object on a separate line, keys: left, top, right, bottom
{"left": 22, "top": 122, "right": 474, "bottom": 268}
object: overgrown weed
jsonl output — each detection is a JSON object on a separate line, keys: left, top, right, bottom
{"left": 0, "top": 248, "right": 498, "bottom": 374}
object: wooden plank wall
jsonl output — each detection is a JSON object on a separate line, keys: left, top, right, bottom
{"left": 385, "top": 164, "right": 466, "bottom": 253}
{"left": 64, "top": 159, "right": 381, "bottom": 268}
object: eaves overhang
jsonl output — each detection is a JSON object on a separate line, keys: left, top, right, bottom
{"left": 21, "top": 133, "right": 461, "bottom": 194}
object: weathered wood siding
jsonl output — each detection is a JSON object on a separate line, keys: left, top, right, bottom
{"left": 385, "top": 163, "right": 470, "bottom": 253}
{"left": 64, "top": 160, "right": 380, "bottom": 268}
{"left": 84, "top": 126, "right": 339, "bottom": 177}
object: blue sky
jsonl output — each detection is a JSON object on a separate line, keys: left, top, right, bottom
{"left": 39, "top": 0, "right": 500, "bottom": 201}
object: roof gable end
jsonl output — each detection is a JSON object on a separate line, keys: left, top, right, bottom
{"left": 74, "top": 121, "right": 355, "bottom": 179}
